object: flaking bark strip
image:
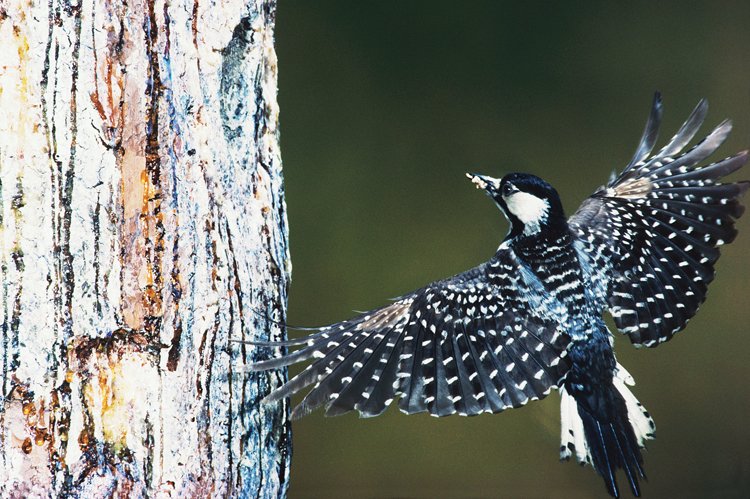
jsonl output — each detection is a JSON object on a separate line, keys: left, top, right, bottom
{"left": 53, "top": 6, "right": 82, "bottom": 490}
{"left": 93, "top": 195, "right": 102, "bottom": 316}
{"left": 7, "top": 173, "right": 25, "bottom": 465}
{"left": 162, "top": 0, "right": 184, "bottom": 373}
{"left": 166, "top": 253, "right": 183, "bottom": 371}
{"left": 61, "top": 0, "right": 81, "bottom": 345}
{"left": 143, "top": 0, "right": 166, "bottom": 338}
{"left": 196, "top": 215, "right": 221, "bottom": 480}
{"left": 40, "top": 6, "right": 66, "bottom": 487}
{"left": 0, "top": 172, "right": 6, "bottom": 464}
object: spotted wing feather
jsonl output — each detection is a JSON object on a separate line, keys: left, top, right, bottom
{"left": 249, "top": 253, "right": 571, "bottom": 419}
{"left": 570, "top": 94, "right": 749, "bottom": 347}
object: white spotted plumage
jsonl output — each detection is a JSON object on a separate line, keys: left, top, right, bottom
{"left": 570, "top": 95, "right": 749, "bottom": 347}
{"left": 246, "top": 94, "right": 748, "bottom": 498}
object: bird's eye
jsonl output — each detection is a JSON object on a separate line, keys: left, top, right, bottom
{"left": 502, "top": 183, "right": 515, "bottom": 197}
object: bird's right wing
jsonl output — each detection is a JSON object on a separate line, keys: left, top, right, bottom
{"left": 569, "top": 94, "right": 749, "bottom": 347}
{"left": 248, "top": 252, "right": 571, "bottom": 419}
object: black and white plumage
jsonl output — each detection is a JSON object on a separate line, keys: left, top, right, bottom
{"left": 248, "top": 94, "right": 748, "bottom": 497}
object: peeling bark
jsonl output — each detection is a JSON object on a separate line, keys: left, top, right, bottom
{"left": 0, "top": 0, "right": 291, "bottom": 496}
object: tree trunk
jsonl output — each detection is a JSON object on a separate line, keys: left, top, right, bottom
{"left": 0, "top": 0, "right": 291, "bottom": 496}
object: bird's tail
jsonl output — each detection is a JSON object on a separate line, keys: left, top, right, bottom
{"left": 560, "top": 364, "right": 655, "bottom": 498}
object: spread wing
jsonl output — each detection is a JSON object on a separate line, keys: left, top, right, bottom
{"left": 249, "top": 252, "right": 571, "bottom": 419}
{"left": 570, "top": 93, "right": 749, "bottom": 347}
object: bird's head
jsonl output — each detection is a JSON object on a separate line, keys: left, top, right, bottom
{"left": 466, "top": 172, "right": 566, "bottom": 239}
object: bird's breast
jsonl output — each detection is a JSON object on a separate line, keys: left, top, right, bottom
{"left": 513, "top": 234, "right": 588, "bottom": 314}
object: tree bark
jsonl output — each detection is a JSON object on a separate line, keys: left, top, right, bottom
{"left": 0, "top": 0, "right": 291, "bottom": 496}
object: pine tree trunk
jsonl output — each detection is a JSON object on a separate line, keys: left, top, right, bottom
{"left": 0, "top": 0, "right": 291, "bottom": 496}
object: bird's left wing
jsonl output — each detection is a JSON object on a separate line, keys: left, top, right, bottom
{"left": 249, "top": 252, "right": 571, "bottom": 419}
{"left": 569, "top": 93, "right": 749, "bottom": 347}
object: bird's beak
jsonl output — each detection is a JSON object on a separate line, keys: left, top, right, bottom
{"left": 466, "top": 173, "right": 500, "bottom": 192}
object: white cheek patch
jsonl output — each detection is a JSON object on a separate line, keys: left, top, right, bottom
{"left": 505, "top": 191, "right": 549, "bottom": 235}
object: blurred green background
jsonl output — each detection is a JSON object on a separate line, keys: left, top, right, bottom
{"left": 275, "top": 2, "right": 750, "bottom": 497}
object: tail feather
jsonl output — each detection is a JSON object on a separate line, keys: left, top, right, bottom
{"left": 560, "top": 365, "right": 653, "bottom": 498}
{"left": 560, "top": 385, "right": 590, "bottom": 464}
{"left": 578, "top": 404, "right": 644, "bottom": 498}
{"left": 613, "top": 366, "right": 656, "bottom": 447}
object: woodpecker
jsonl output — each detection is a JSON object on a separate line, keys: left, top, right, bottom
{"left": 248, "top": 94, "right": 749, "bottom": 497}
